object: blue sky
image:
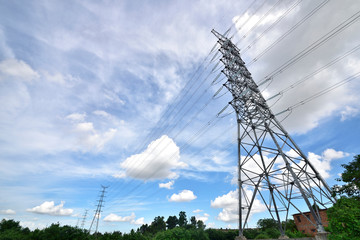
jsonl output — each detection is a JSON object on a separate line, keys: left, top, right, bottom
{"left": 1, "top": 0, "right": 360, "bottom": 233}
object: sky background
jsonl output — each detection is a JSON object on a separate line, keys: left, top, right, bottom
{"left": 1, "top": 0, "right": 360, "bottom": 233}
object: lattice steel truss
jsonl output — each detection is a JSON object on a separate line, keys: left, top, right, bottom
{"left": 211, "top": 30, "right": 335, "bottom": 238}
{"left": 89, "top": 185, "right": 108, "bottom": 235}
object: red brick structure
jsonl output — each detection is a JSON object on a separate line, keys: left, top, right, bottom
{"left": 293, "top": 209, "right": 329, "bottom": 236}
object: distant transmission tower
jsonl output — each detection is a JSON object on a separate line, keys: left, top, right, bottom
{"left": 211, "top": 29, "right": 335, "bottom": 240}
{"left": 80, "top": 209, "right": 88, "bottom": 229}
{"left": 89, "top": 185, "right": 108, "bottom": 235}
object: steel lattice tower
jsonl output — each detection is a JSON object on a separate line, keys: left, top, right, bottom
{"left": 89, "top": 185, "right": 108, "bottom": 235}
{"left": 211, "top": 30, "right": 335, "bottom": 239}
{"left": 80, "top": 209, "right": 88, "bottom": 229}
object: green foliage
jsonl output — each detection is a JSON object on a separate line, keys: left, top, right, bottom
{"left": 254, "top": 232, "right": 270, "bottom": 239}
{"left": 285, "top": 229, "right": 307, "bottom": 238}
{"left": 264, "top": 228, "right": 280, "bottom": 238}
{"left": 190, "top": 216, "right": 197, "bottom": 227}
{"left": 0, "top": 219, "right": 22, "bottom": 233}
{"left": 178, "top": 211, "right": 187, "bottom": 227}
{"left": 165, "top": 216, "right": 178, "bottom": 230}
{"left": 205, "top": 228, "right": 226, "bottom": 240}
{"left": 256, "top": 218, "right": 278, "bottom": 231}
{"left": 327, "top": 154, "right": 360, "bottom": 239}
{"left": 148, "top": 216, "right": 166, "bottom": 234}
{"left": 0, "top": 213, "right": 308, "bottom": 240}
{"left": 154, "top": 227, "right": 208, "bottom": 240}
{"left": 137, "top": 224, "right": 149, "bottom": 235}
{"left": 205, "top": 228, "right": 238, "bottom": 240}
{"left": 196, "top": 220, "right": 205, "bottom": 230}
{"left": 243, "top": 228, "right": 260, "bottom": 239}
{"left": 328, "top": 196, "right": 360, "bottom": 240}
{"left": 332, "top": 154, "right": 360, "bottom": 198}
{"left": 0, "top": 219, "right": 30, "bottom": 240}
{"left": 282, "top": 219, "right": 297, "bottom": 232}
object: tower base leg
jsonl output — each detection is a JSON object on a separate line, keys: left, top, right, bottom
{"left": 234, "top": 236, "right": 247, "bottom": 240}
{"left": 278, "top": 235, "right": 289, "bottom": 239}
{"left": 315, "top": 232, "right": 329, "bottom": 240}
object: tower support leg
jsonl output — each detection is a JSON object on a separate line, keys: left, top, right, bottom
{"left": 315, "top": 232, "right": 329, "bottom": 240}
{"left": 234, "top": 236, "right": 247, "bottom": 240}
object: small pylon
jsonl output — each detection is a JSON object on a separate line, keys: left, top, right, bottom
{"left": 89, "top": 185, "right": 108, "bottom": 235}
{"left": 80, "top": 209, "right": 88, "bottom": 229}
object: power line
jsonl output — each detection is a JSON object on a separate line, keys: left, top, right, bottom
{"left": 258, "top": 9, "right": 360, "bottom": 85}
{"left": 266, "top": 43, "right": 360, "bottom": 102}
{"left": 275, "top": 71, "right": 360, "bottom": 115}
{"left": 240, "top": 0, "right": 283, "bottom": 40}
{"left": 247, "top": 0, "right": 330, "bottom": 66}
{"left": 239, "top": 0, "right": 303, "bottom": 52}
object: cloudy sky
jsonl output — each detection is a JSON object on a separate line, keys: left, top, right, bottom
{"left": 1, "top": 0, "right": 360, "bottom": 233}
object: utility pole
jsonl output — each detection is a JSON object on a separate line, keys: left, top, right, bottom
{"left": 89, "top": 185, "right": 108, "bottom": 236}
{"left": 211, "top": 29, "right": 335, "bottom": 240}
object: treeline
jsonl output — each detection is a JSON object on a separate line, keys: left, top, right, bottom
{"left": 0, "top": 211, "right": 306, "bottom": 240}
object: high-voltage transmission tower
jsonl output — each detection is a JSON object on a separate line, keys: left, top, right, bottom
{"left": 211, "top": 29, "right": 335, "bottom": 240}
{"left": 80, "top": 209, "right": 88, "bottom": 229}
{"left": 89, "top": 185, "right": 108, "bottom": 235}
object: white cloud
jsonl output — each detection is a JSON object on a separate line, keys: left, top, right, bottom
{"left": 72, "top": 121, "right": 117, "bottom": 151}
{"left": 66, "top": 113, "right": 86, "bottom": 122}
{"left": 169, "top": 190, "right": 197, "bottom": 202}
{"left": 207, "top": 222, "right": 216, "bottom": 228}
{"left": 26, "top": 201, "right": 73, "bottom": 216}
{"left": 196, "top": 213, "right": 210, "bottom": 223}
{"left": 211, "top": 190, "right": 238, "bottom": 209}
{"left": 103, "top": 212, "right": 144, "bottom": 225}
{"left": 104, "top": 212, "right": 136, "bottom": 222}
{"left": 0, "top": 209, "right": 16, "bottom": 215}
{"left": 0, "top": 59, "right": 39, "bottom": 81}
{"left": 93, "top": 110, "right": 111, "bottom": 118}
{"left": 132, "top": 217, "right": 145, "bottom": 225}
{"left": 340, "top": 106, "right": 359, "bottom": 121}
{"left": 43, "top": 71, "right": 66, "bottom": 85}
{"left": 193, "top": 209, "right": 203, "bottom": 213}
{"left": 120, "top": 135, "right": 187, "bottom": 180}
{"left": 159, "top": 180, "right": 174, "bottom": 189}
{"left": 322, "top": 148, "right": 349, "bottom": 161}
{"left": 306, "top": 148, "right": 348, "bottom": 179}
{"left": 211, "top": 189, "right": 266, "bottom": 223}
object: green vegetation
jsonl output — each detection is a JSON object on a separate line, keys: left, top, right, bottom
{"left": 328, "top": 154, "right": 360, "bottom": 240}
{"left": 2, "top": 154, "right": 358, "bottom": 240}
{"left": 0, "top": 214, "right": 306, "bottom": 240}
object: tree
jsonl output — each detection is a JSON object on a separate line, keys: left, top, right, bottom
{"left": 154, "top": 227, "right": 209, "bottom": 240}
{"left": 332, "top": 154, "right": 360, "bottom": 198}
{"left": 282, "top": 219, "right": 297, "bottom": 232}
{"left": 327, "top": 154, "right": 360, "bottom": 240}
{"left": 327, "top": 197, "right": 360, "bottom": 240}
{"left": 0, "top": 219, "right": 21, "bottom": 232}
{"left": 257, "top": 218, "right": 278, "bottom": 231}
{"left": 243, "top": 228, "right": 260, "bottom": 239}
{"left": 205, "top": 228, "right": 226, "bottom": 240}
{"left": 138, "top": 224, "right": 149, "bottom": 234}
{"left": 178, "top": 211, "right": 187, "bottom": 227}
{"left": 190, "top": 216, "right": 197, "bottom": 228}
{"left": 149, "top": 216, "right": 166, "bottom": 234}
{"left": 257, "top": 218, "right": 280, "bottom": 239}
{"left": 197, "top": 220, "right": 205, "bottom": 230}
{"left": 165, "top": 216, "right": 178, "bottom": 230}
